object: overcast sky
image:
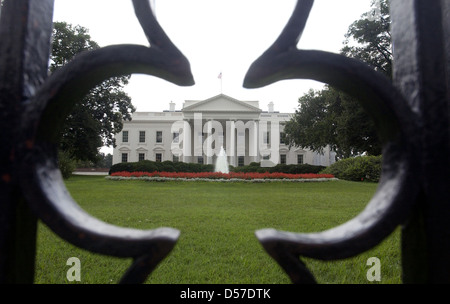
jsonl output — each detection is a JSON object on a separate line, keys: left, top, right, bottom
{"left": 53, "top": 0, "right": 374, "bottom": 116}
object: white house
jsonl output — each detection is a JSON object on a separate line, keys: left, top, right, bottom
{"left": 112, "top": 94, "right": 336, "bottom": 167}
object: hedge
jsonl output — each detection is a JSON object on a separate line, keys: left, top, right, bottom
{"left": 320, "top": 155, "right": 382, "bottom": 182}
{"left": 109, "top": 160, "right": 214, "bottom": 175}
{"left": 230, "top": 163, "right": 326, "bottom": 174}
{"left": 109, "top": 160, "right": 326, "bottom": 175}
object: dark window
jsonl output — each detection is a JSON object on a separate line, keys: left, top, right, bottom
{"left": 280, "top": 154, "right": 287, "bottom": 164}
{"left": 122, "top": 131, "right": 128, "bottom": 143}
{"left": 173, "top": 155, "right": 179, "bottom": 162}
{"left": 139, "top": 131, "right": 145, "bottom": 143}
{"left": 156, "top": 131, "right": 163, "bottom": 143}
{"left": 156, "top": 153, "right": 162, "bottom": 162}
{"left": 138, "top": 153, "right": 145, "bottom": 161}
{"left": 198, "top": 156, "right": 203, "bottom": 164}
{"left": 121, "top": 153, "right": 128, "bottom": 163}
{"left": 238, "top": 156, "right": 245, "bottom": 167}
{"left": 297, "top": 154, "right": 304, "bottom": 164}
{"left": 280, "top": 132, "right": 286, "bottom": 144}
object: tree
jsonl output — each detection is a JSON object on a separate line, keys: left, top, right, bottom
{"left": 76, "top": 152, "right": 113, "bottom": 169}
{"left": 51, "top": 22, "right": 135, "bottom": 162}
{"left": 284, "top": 0, "right": 390, "bottom": 158}
{"left": 284, "top": 89, "right": 339, "bottom": 154}
{"left": 341, "top": 0, "right": 392, "bottom": 78}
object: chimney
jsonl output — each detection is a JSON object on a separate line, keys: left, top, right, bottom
{"left": 268, "top": 102, "right": 274, "bottom": 113}
{"left": 169, "top": 101, "right": 176, "bottom": 112}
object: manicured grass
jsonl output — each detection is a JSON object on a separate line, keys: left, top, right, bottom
{"left": 34, "top": 175, "right": 401, "bottom": 284}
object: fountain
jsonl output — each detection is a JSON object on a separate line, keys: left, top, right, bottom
{"left": 215, "top": 146, "right": 230, "bottom": 174}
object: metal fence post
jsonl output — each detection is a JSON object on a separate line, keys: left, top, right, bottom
{"left": 391, "top": 0, "right": 450, "bottom": 283}
{"left": 0, "top": 0, "right": 55, "bottom": 283}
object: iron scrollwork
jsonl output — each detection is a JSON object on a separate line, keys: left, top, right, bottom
{"left": 2, "top": 0, "right": 194, "bottom": 284}
{"left": 1, "top": 0, "right": 448, "bottom": 284}
{"left": 244, "top": 0, "right": 421, "bottom": 283}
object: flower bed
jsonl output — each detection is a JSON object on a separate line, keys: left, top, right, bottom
{"left": 106, "top": 171, "right": 337, "bottom": 182}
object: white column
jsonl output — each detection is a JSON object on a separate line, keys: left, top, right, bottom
{"left": 184, "top": 120, "right": 192, "bottom": 163}
{"left": 226, "top": 120, "right": 236, "bottom": 167}
{"left": 250, "top": 120, "right": 258, "bottom": 163}
{"left": 193, "top": 113, "right": 203, "bottom": 158}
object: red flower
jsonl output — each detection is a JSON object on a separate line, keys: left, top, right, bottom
{"left": 111, "top": 171, "right": 335, "bottom": 180}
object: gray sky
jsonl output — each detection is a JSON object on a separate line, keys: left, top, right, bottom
{"left": 53, "top": 0, "right": 374, "bottom": 115}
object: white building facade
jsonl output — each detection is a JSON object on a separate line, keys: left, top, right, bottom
{"left": 112, "top": 94, "right": 336, "bottom": 167}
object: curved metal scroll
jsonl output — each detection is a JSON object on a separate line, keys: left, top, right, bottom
{"left": 18, "top": 0, "right": 194, "bottom": 284}
{"left": 244, "top": 0, "right": 419, "bottom": 283}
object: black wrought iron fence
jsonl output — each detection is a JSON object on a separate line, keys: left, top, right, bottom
{"left": 0, "top": 0, "right": 448, "bottom": 284}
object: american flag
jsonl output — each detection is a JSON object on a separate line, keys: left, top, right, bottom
{"left": 218, "top": 72, "right": 222, "bottom": 79}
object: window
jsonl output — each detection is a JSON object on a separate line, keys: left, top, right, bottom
{"left": 173, "top": 132, "right": 179, "bottom": 143}
{"left": 280, "top": 132, "right": 286, "bottom": 144}
{"left": 198, "top": 156, "right": 204, "bottom": 164}
{"left": 297, "top": 154, "right": 304, "bottom": 164}
{"left": 238, "top": 156, "right": 245, "bottom": 167}
{"left": 122, "top": 131, "right": 128, "bottom": 143}
{"left": 139, "top": 131, "right": 145, "bottom": 143}
{"left": 262, "top": 154, "right": 270, "bottom": 160}
{"left": 156, "top": 131, "right": 163, "bottom": 143}
{"left": 138, "top": 153, "right": 145, "bottom": 161}
{"left": 156, "top": 153, "right": 162, "bottom": 162}
{"left": 121, "top": 153, "right": 128, "bottom": 163}
{"left": 280, "top": 154, "right": 287, "bottom": 164}
{"left": 173, "top": 155, "right": 179, "bottom": 162}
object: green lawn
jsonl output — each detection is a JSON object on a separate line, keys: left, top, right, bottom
{"left": 34, "top": 175, "right": 401, "bottom": 284}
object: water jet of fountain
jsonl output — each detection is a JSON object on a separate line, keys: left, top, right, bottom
{"left": 215, "top": 146, "right": 229, "bottom": 174}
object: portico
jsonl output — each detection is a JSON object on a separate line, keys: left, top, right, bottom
{"left": 180, "top": 95, "right": 262, "bottom": 167}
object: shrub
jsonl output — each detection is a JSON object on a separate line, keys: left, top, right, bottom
{"left": 230, "top": 163, "right": 326, "bottom": 174}
{"left": 58, "top": 150, "right": 77, "bottom": 179}
{"left": 110, "top": 160, "right": 327, "bottom": 176}
{"left": 321, "top": 155, "right": 382, "bottom": 182}
{"left": 109, "top": 160, "right": 214, "bottom": 175}
{"left": 133, "top": 160, "right": 158, "bottom": 172}
{"left": 108, "top": 162, "right": 135, "bottom": 174}
{"left": 159, "top": 161, "right": 176, "bottom": 172}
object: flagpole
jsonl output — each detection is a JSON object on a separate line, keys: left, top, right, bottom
{"left": 218, "top": 72, "right": 222, "bottom": 94}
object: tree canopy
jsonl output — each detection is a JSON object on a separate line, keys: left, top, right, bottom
{"left": 51, "top": 22, "right": 135, "bottom": 162}
{"left": 284, "top": 0, "right": 391, "bottom": 159}
{"left": 341, "top": 0, "right": 392, "bottom": 78}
